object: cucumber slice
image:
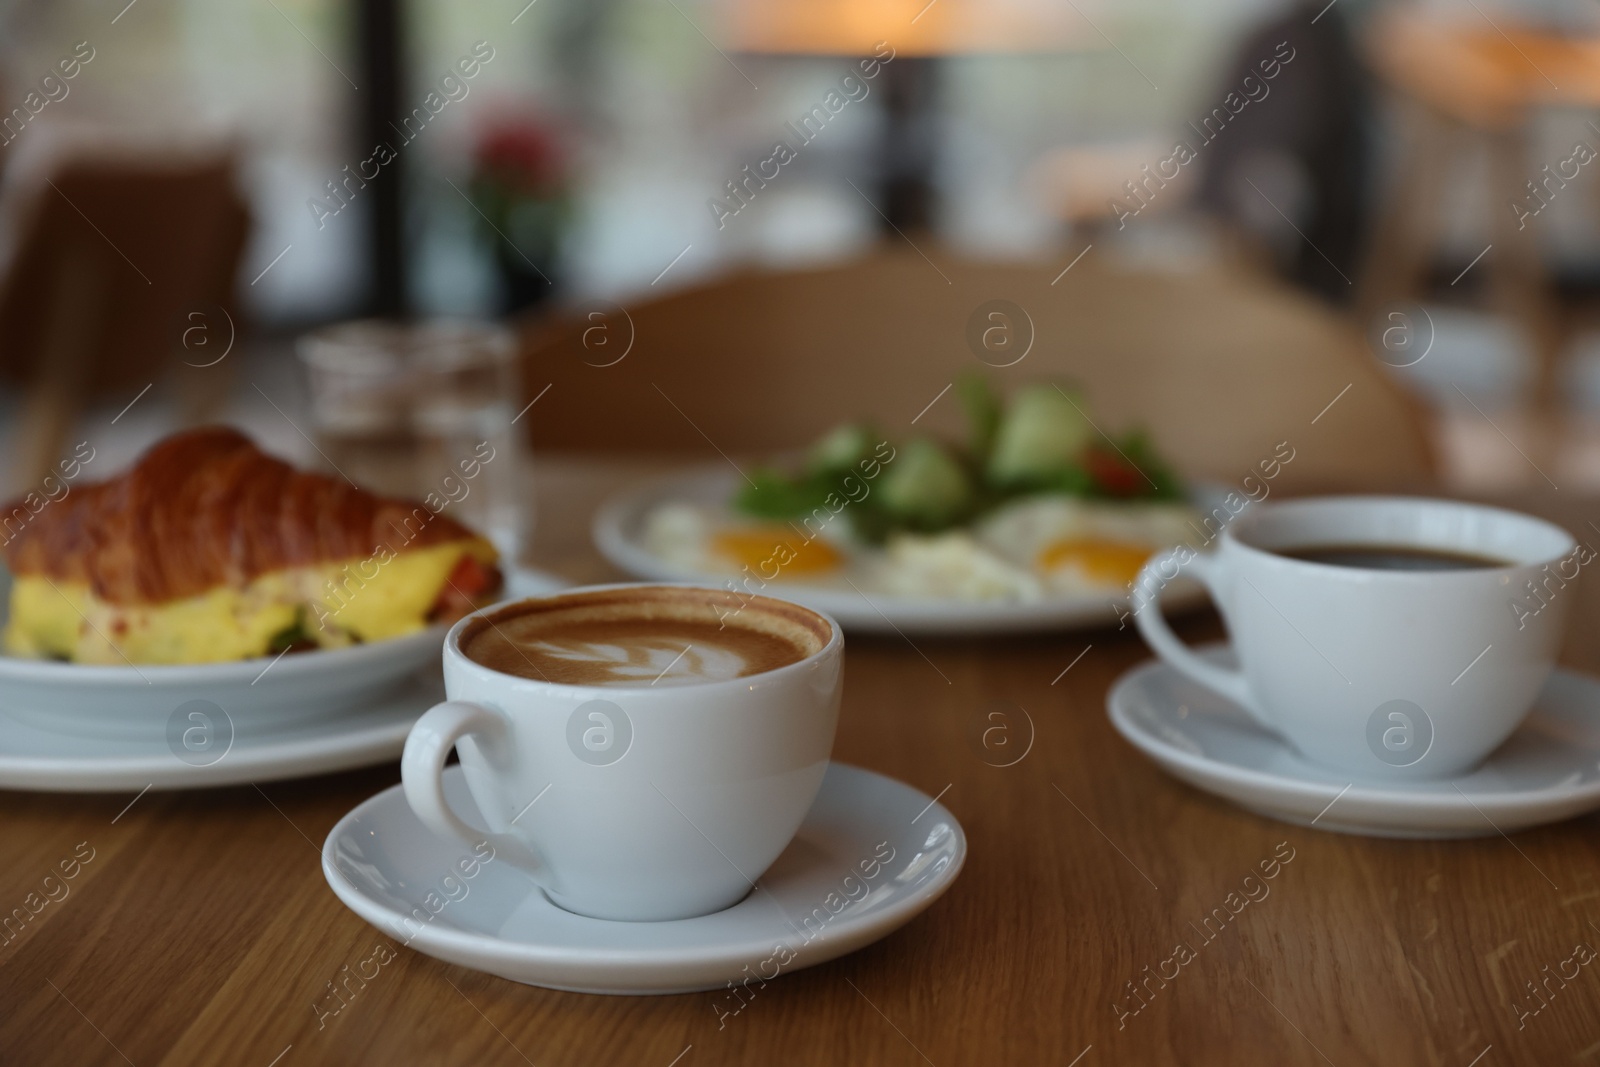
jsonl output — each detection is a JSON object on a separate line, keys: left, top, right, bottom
{"left": 806, "top": 424, "right": 874, "bottom": 475}
{"left": 878, "top": 439, "right": 973, "bottom": 528}
{"left": 987, "top": 384, "right": 1094, "bottom": 488}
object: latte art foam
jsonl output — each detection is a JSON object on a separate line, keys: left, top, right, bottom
{"left": 518, "top": 636, "right": 750, "bottom": 687}
{"left": 459, "top": 586, "right": 831, "bottom": 688}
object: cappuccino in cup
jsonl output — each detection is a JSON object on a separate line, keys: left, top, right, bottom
{"left": 402, "top": 584, "right": 843, "bottom": 922}
{"left": 459, "top": 585, "right": 826, "bottom": 686}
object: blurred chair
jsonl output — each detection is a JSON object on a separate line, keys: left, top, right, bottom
{"left": 0, "top": 145, "right": 251, "bottom": 486}
{"left": 1359, "top": 10, "right": 1600, "bottom": 419}
{"left": 518, "top": 247, "right": 1434, "bottom": 491}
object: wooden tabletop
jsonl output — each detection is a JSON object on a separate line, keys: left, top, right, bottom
{"left": 3, "top": 461, "right": 1599, "bottom": 1066}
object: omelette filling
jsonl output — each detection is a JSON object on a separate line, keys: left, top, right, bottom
{"left": 3, "top": 540, "right": 499, "bottom": 665}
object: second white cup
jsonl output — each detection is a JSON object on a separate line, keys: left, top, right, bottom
{"left": 1133, "top": 497, "right": 1575, "bottom": 780}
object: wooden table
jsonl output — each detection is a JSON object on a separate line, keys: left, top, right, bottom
{"left": 3, "top": 462, "right": 1599, "bottom": 1066}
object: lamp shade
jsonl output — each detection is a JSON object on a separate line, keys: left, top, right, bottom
{"left": 721, "top": 0, "right": 1097, "bottom": 56}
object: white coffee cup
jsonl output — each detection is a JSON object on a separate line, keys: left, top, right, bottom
{"left": 1133, "top": 497, "right": 1576, "bottom": 779}
{"left": 400, "top": 583, "right": 843, "bottom": 922}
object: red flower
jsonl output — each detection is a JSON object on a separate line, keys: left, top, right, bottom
{"left": 474, "top": 118, "right": 565, "bottom": 195}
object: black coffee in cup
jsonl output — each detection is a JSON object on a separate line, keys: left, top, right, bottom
{"left": 1276, "top": 544, "right": 1510, "bottom": 572}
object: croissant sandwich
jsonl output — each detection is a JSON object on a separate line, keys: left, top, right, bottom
{"left": 1, "top": 427, "right": 503, "bottom": 665}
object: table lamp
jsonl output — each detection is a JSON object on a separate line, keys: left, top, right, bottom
{"left": 721, "top": 0, "right": 1097, "bottom": 231}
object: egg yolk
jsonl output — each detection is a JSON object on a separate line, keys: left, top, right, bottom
{"left": 712, "top": 527, "right": 842, "bottom": 577}
{"left": 1038, "top": 537, "right": 1154, "bottom": 586}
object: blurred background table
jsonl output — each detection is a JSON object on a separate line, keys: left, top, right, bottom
{"left": 2, "top": 457, "right": 1597, "bottom": 1067}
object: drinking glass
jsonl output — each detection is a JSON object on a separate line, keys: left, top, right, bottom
{"left": 297, "top": 320, "right": 528, "bottom": 562}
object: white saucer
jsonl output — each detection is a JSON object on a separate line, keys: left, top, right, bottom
{"left": 0, "top": 671, "right": 443, "bottom": 793}
{"left": 321, "top": 762, "right": 966, "bottom": 994}
{"left": 1108, "top": 645, "right": 1600, "bottom": 838}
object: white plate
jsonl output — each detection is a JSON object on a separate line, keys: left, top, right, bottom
{"left": 1109, "top": 644, "right": 1600, "bottom": 838}
{"left": 0, "top": 565, "right": 566, "bottom": 740}
{"left": 0, "top": 670, "right": 443, "bottom": 792}
{"left": 322, "top": 762, "right": 966, "bottom": 995}
{"left": 0, "top": 566, "right": 566, "bottom": 792}
{"left": 592, "top": 464, "right": 1213, "bottom": 635}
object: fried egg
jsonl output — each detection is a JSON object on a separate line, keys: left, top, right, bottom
{"left": 977, "top": 496, "right": 1203, "bottom": 594}
{"left": 641, "top": 503, "right": 847, "bottom": 581}
{"left": 874, "top": 533, "right": 1041, "bottom": 600}
{"left": 641, "top": 495, "right": 1204, "bottom": 601}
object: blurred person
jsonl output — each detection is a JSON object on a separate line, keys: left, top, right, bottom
{"left": 1193, "top": 1, "right": 1372, "bottom": 302}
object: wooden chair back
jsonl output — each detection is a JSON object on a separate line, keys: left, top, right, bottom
{"left": 0, "top": 150, "right": 250, "bottom": 486}
{"left": 519, "top": 248, "right": 1434, "bottom": 492}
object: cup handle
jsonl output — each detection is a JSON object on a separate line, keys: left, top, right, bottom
{"left": 401, "top": 700, "right": 547, "bottom": 878}
{"left": 1132, "top": 549, "right": 1275, "bottom": 733}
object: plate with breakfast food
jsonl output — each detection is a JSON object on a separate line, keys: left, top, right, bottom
{"left": 595, "top": 378, "right": 1227, "bottom": 634}
{"left": 0, "top": 427, "right": 562, "bottom": 789}
{"left": 0, "top": 668, "right": 448, "bottom": 792}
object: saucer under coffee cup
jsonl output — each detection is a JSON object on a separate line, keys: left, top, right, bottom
{"left": 1132, "top": 496, "right": 1577, "bottom": 780}
{"left": 401, "top": 583, "right": 842, "bottom": 922}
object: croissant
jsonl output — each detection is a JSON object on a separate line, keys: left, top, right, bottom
{"left": 1, "top": 427, "right": 502, "bottom": 665}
